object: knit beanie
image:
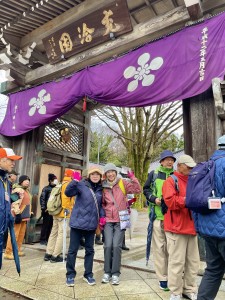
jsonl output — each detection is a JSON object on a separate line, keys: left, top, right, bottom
{"left": 104, "top": 163, "right": 117, "bottom": 174}
{"left": 19, "top": 175, "right": 30, "bottom": 185}
{"left": 48, "top": 173, "right": 57, "bottom": 182}
{"left": 64, "top": 169, "right": 74, "bottom": 177}
{"left": 88, "top": 165, "right": 103, "bottom": 177}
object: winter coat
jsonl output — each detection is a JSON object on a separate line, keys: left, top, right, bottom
{"left": 194, "top": 150, "right": 225, "bottom": 239}
{"left": 12, "top": 184, "right": 32, "bottom": 221}
{"left": 162, "top": 171, "right": 196, "bottom": 236}
{"left": 102, "top": 176, "right": 141, "bottom": 223}
{"left": 65, "top": 179, "right": 104, "bottom": 231}
{"left": 40, "top": 184, "right": 55, "bottom": 211}
{"left": 143, "top": 165, "right": 174, "bottom": 220}
{"left": 55, "top": 176, "right": 74, "bottom": 218}
{"left": 0, "top": 169, "right": 12, "bottom": 233}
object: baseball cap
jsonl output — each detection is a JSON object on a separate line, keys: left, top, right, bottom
{"left": 0, "top": 148, "right": 22, "bottom": 160}
{"left": 177, "top": 155, "right": 196, "bottom": 168}
{"left": 217, "top": 135, "right": 225, "bottom": 147}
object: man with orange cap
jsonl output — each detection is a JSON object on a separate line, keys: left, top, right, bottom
{"left": 0, "top": 148, "right": 22, "bottom": 265}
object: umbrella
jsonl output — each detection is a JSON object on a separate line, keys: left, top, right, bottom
{"left": 146, "top": 206, "right": 156, "bottom": 266}
{"left": 128, "top": 208, "right": 138, "bottom": 240}
{"left": 0, "top": 214, "right": 20, "bottom": 275}
{"left": 8, "top": 217, "right": 21, "bottom": 275}
{"left": 62, "top": 211, "right": 67, "bottom": 263}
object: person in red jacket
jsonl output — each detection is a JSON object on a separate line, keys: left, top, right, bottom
{"left": 162, "top": 155, "right": 200, "bottom": 300}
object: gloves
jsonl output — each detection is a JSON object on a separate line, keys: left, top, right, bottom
{"left": 128, "top": 197, "right": 136, "bottom": 206}
{"left": 99, "top": 217, "right": 106, "bottom": 231}
{"left": 72, "top": 171, "right": 82, "bottom": 181}
{"left": 15, "top": 214, "right": 22, "bottom": 224}
{"left": 127, "top": 170, "right": 135, "bottom": 179}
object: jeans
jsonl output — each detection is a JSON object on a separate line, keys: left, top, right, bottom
{"left": 66, "top": 227, "right": 95, "bottom": 279}
{"left": 104, "top": 222, "right": 125, "bottom": 276}
{"left": 197, "top": 236, "right": 225, "bottom": 300}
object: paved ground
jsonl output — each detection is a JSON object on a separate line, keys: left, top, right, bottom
{"left": 0, "top": 287, "right": 30, "bottom": 299}
{"left": 0, "top": 211, "right": 224, "bottom": 299}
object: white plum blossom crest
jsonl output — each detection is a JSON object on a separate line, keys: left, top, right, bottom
{"left": 123, "top": 53, "right": 164, "bottom": 92}
{"left": 28, "top": 89, "right": 51, "bottom": 116}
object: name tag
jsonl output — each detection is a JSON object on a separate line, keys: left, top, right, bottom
{"left": 5, "top": 192, "right": 9, "bottom": 202}
{"left": 208, "top": 197, "right": 221, "bottom": 210}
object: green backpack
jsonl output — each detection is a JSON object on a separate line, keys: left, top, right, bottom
{"left": 47, "top": 183, "right": 65, "bottom": 216}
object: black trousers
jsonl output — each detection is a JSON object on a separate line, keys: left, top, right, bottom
{"left": 197, "top": 236, "right": 225, "bottom": 300}
{"left": 66, "top": 228, "right": 95, "bottom": 279}
{"left": 40, "top": 211, "right": 53, "bottom": 242}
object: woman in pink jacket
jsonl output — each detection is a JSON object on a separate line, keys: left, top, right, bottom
{"left": 101, "top": 163, "right": 141, "bottom": 285}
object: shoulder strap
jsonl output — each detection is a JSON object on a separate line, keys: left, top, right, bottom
{"left": 89, "top": 188, "right": 99, "bottom": 221}
{"left": 118, "top": 179, "right": 126, "bottom": 195}
{"left": 108, "top": 189, "right": 123, "bottom": 211}
{"left": 170, "top": 174, "right": 179, "bottom": 192}
{"left": 151, "top": 171, "right": 158, "bottom": 192}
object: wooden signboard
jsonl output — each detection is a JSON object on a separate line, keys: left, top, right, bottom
{"left": 43, "top": 0, "right": 133, "bottom": 64}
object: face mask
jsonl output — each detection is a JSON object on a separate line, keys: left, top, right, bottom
{"left": 53, "top": 179, "right": 58, "bottom": 185}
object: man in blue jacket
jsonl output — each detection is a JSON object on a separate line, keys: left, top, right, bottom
{"left": 196, "top": 136, "right": 225, "bottom": 300}
{"left": 0, "top": 148, "right": 22, "bottom": 265}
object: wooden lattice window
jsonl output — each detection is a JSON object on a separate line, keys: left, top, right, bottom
{"left": 44, "top": 118, "right": 83, "bottom": 155}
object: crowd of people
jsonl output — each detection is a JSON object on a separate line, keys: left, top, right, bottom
{"left": 1, "top": 137, "right": 225, "bottom": 300}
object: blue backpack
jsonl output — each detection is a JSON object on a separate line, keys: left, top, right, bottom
{"left": 186, "top": 159, "right": 217, "bottom": 214}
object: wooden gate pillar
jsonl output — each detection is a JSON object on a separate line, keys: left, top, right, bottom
{"left": 183, "top": 87, "right": 222, "bottom": 162}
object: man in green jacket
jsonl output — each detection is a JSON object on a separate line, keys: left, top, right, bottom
{"left": 143, "top": 150, "right": 176, "bottom": 291}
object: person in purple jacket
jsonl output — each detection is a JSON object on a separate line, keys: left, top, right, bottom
{"left": 64, "top": 165, "right": 104, "bottom": 287}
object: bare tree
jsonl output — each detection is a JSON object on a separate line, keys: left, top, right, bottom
{"left": 95, "top": 102, "right": 183, "bottom": 187}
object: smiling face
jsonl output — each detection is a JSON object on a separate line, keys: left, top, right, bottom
{"left": 89, "top": 172, "right": 101, "bottom": 183}
{"left": 160, "top": 157, "right": 175, "bottom": 169}
{"left": 105, "top": 170, "right": 117, "bottom": 182}
{"left": 0, "top": 158, "right": 16, "bottom": 173}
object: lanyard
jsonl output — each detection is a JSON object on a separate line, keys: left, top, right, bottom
{"left": 0, "top": 177, "right": 8, "bottom": 193}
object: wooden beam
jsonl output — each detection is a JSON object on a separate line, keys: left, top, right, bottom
{"left": 25, "top": 6, "right": 190, "bottom": 85}
{"left": 20, "top": 0, "right": 114, "bottom": 49}
{"left": 184, "top": 0, "right": 202, "bottom": 20}
{"left": 201, "top": 0, "right": 225, "bottom": 14}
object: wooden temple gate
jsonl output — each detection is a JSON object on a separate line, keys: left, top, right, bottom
{"left": 1, "top": 0, "right": 225, "bottom": 243}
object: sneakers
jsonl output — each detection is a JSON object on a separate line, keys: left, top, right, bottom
{"left": 83, "top": 276, "right": 96, "bottom": 286}
{"left": 170, "top": 294, "right": 181, "bottom": 300}
{"left": 182, "top": 293, "right": 197, "bottom": 300}
{"left": 101, "top": 273, "right": 111, "bottom": 283}
{"left": 122, "top": 245, "right": 130, "bottom": 251}
{"left": 44, "top": 253, "right": 52, "bottom": 261}
{"left": 159, "top": 281, "right": 170, "bottom": 291}
{"left": 50, "top": 255, "right": 63, "bottom": 263}
{"left": 111, "top": 275, "right": 120, "bottom": 285}
{"left": 18, "top": 251, "right": 25, "bottom": 257}
{"left": 95, "top": 239, "right": 103, "bottom": 245}
{"left": 4, "top": 253, "right": 13, "bottom": 260}
{"left": 66, "top": 277, "right": 74, "bottom": 287}
{"left": 40, "top": 241, "right": 47, "bottom": 245}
